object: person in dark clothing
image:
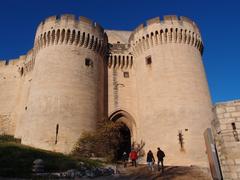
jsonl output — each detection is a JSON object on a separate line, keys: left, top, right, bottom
{"left": 147, "top": 150, "right": 155, "bottom": 171}
{"left": 122, "top": 152, "right": 128, "bottom": 168}
{"left": 157, "top": 147, "right": 165, "bottom": 172}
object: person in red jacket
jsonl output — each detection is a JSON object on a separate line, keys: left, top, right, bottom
{"left": 129, "top": 149, "right": 138, "bottom": 167}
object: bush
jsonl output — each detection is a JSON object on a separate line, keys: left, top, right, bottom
{"left": 72, "top": 120, "right": 125, "bottom": 162}
{"left": 72, "top": 131, "right": 98, "bottom": 158}
{"left": 0, "top": 134, "right": 21, "bottom": 143}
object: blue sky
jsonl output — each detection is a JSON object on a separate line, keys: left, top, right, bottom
{"left": 0, "top": 0, "right": 239, "bottom": 103}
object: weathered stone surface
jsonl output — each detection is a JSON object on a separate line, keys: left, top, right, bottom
{"left": 231, "top": 112, "right": 240, "bottom": 117}
{"left": 226, "top": 107, "right": 236, "bottom": 112}
{"left": 224, "top": 113, "right": 232, "bottom": 118}
{"left": 216, "top": 108, "right": 226, "bottom": 114}
{"left": 213, "top": 100, "right": 240, "bottom": 180}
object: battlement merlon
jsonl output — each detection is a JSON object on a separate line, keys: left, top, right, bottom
{"left": 0, "top": 50, "right": 34, "bottom": 78}
{"left": 35, "top": 14, "right": 104, "bottom": 41}
{"left": 34, "top": 14, "right": 108, "bottom": 56}
{"left": 0, "top": 55, "right": 27, "bottom": 67}
{"left": 129, "top": 15, "right": 204, "bottom": 55}
{"left": 129, "top": 15, "right": 202, "bottom": 42}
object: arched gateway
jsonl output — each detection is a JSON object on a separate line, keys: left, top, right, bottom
{"left": 109, "top": 110, "right": 137, "bottom": 160}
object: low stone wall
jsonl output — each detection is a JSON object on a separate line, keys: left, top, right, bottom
{"left": 213, "top": 100, "right": 240, "bottom": 180}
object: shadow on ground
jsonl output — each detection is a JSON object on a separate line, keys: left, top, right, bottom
{"left": 96, "top": 164, "right": 212, "bottom": 180}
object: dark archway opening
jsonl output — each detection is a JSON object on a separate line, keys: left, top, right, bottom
{"left": 116, "top": 123, "right": 131, "bottom": 160}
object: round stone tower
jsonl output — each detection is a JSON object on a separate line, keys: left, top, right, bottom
{"left": 129, "top": 16, "right": 213, "bottom": 166}
{"left": 21, "top": 14, "right": 108, "bottom": 153}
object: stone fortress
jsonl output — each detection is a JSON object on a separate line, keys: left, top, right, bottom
{"left": 0, "top": 14, "right": 239, "bottom": 177}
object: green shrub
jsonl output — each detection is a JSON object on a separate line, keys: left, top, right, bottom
{"left": 0, "top": 134, "right": 21, "bottom": 143}
{"left": 72, "top": 120, "right": 125, "bottom": 162}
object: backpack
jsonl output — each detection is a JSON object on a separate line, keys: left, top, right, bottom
{"left": 162, "top": 151, "right": 165, "bottom": 157}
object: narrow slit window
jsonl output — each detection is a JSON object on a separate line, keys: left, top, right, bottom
{"left": 232, "top": 122, "right": 236, "bottom": 130}
{"left": 146, "top": 56, "right": 152, "bottom": 65}
{"left": 20, "top": 67, "right": 24, "bottom": 76}
{"left": 55, "top": 124, "right": 59, "bottom": 144}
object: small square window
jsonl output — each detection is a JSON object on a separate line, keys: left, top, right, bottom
{"left": 85, "top": 58, "right": 93, "bottom": 67}
{"left": 123, "top": 72, "right": 129, "bottom": 78}
{"left": 146, "top": 56, "right": 152, "bottom": 65}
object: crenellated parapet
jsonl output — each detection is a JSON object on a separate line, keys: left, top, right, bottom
{"left": 129, "top": 15, "right": 204, "bottom": 56}
{"left": 13, "top": 50, "right": 34, "bottom": 77}
{"left": 0, "top": 58, "right": 23, "bottom": 67}
{"left": 34, "top": 14, "right": 108, "bottom": 56}
{"left": 107, "top": 43, "right": 133, "bottom": 69}
{"left": 108, "top": 53, "right": 133, "bottom": 69}
{"left": 21, "top": 50, "right": 34, "bottom": 75}
{"left": 0, "top": 49, "right": 35, "bottom": 78}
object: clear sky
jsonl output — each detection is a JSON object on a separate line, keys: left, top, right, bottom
{"left": 0, "top": 0, "right": 239, "bottom": 103}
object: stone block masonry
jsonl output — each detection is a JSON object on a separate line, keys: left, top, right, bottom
{"left": 213, "top": 100, "right": 240, "bottom": 179}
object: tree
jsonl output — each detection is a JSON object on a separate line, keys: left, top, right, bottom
{"left": 72, "top": 120, "right": 125, "bottom": 162}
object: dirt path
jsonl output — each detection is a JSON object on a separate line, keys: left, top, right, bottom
{"left": 95, "top": 164, "right": 212, "bottom": 180}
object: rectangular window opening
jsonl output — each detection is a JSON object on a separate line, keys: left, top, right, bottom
{"left": 145, "top": 56, "right": 152, "bottom": 65}
{"left": 123, "top": 72, "right": 129, "bottom": 78}
{"left": 85, "top": 58, "right": 93, "bottom": 67}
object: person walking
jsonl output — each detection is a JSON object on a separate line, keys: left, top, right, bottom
{"left": 122, "top": 151, "right": 128, "bottom": 168}
{"left": 147, "top": 150, "right": 155, "bottom": 171}
{"left": 157, "top": 147, "right": 165, "bottom": 172}
{"left": 129, "top": 149, "right": 138, "bottom": 167}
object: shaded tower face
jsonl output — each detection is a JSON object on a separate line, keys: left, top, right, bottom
{"left": 21, "top": 15, "right": 108, "bottom": 153}
{"left": 129, "top": 16, "right": 213, "bottom": 166}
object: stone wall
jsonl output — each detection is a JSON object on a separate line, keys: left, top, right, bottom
{"left": 0, "top": 57, "right": 26, "bottom": 135}
{"left": 213, "top": 100, "right": 240, "bottom": 179}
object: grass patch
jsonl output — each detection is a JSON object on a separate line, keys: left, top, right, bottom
{"left": 0, "top": 134, "right": 21, "bottom": 143}
{"left": 0, "top": 135, "right": 102, "bottom": 178}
